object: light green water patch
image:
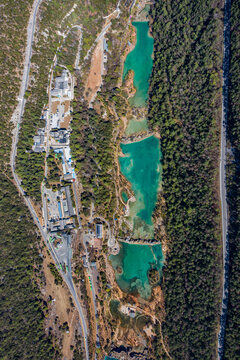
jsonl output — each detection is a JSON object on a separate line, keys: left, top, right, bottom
{"left": 125, "top": 118, "right": 148, "bottom": 136}
{"left": 110, "top": 243, "right": 164, "bottom": 299}
{"left": 119, "top": 136, "right": 161, "bottom": 239}
{"left": 121, "top": 191, "right": 128, "bottom": 203}
{"left": 123, "top": 22, "right": 154, "bottom": 107}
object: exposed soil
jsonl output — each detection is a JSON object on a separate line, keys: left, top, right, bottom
{"left": 42, "top": 247, "right": 78, "bottom": 359}
{"left": 84, "top": 38, "right": 103, "bottom": 103}
{"left": 60, "top": 114, "right": 71, "bottom": 129}
{"left": 63, "top": 100, "right": 70, "bottom": 113}
{"left": 52, "top": 101, "right": 60, "bottom": 114}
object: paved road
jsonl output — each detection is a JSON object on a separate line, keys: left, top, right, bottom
{"left": 44, "top": 60, "right": 56, "bottom": 178}
{"left": 82, "top": 22, "right": 112, "bottom": 65}
{"left": 74, "top": 27, "right": 83, "bottom": 70}
{"left": 73, "top": 182, "right": 100, "bottom": 345}
{"left": 9, "top": 1, "right": 89, "bottom": 359}
{"left": 218, "top": 0, "right": 231, "bottom": 358}
{"left": 103, "top": 0, "right": 121, "bottom": 19}
{"left": 11, "top": 0, "right": 42, "bottom": 168}
{"left": 10, "top": 1, "right": 123, "bottom": 357}
{"left": 82, "top": 233, "right": 99, "bottom": 344}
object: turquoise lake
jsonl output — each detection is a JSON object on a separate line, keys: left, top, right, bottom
{"left": 110, "top": 243, "right": 164, "bottom": 299}
{"left": 123, "top": 21, "right": 154, "bottom": 107}
{"left": 119, "top": 136, "right": 161, "bottom": 239}
{"left": 111, "top": 20, "right": 164, "bottom": 299}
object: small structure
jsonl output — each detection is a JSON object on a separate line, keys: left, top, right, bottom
{"left": 103, "top": 38, "right": 108, "bottom": 52}
{"left": 96, "top": 223, "right": 103, "bottom": 239}
{"left": 82, "top": 255, "right": 88, "bottom": 268}
{"left": 120, "top": 304, "right": 136, "bottom": 318}
{"left": 51, "top": 70, "right": 69, "bottom": 97}
{"left": 33, "top": 128, "right": 45, "bottom": 152}
{"left": 50, "top": 129, "right": 68, "bottom": 144}
{"left": 64, "top": 186, "right": 75, "bottom": 217}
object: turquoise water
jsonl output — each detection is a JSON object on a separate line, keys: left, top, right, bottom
{"left": 123, "top": 22, "right": 154, "bottom": 107}
{"left": 121, "top": 191, "right": 128, "bottom": 203}
{"left": 104, "top": 357, "right": 118, "bottom": 360}
{"left": 112, "top": 19, "right": 164, "bottom": 300}
{"left": 125, "top": 118, "right": 148, "bottom": 136}
{"left": 119, "top": 136, "right": 161, "bottom": 239}
{"left": 110, "top": 243, "right": 164, "bottom": 299}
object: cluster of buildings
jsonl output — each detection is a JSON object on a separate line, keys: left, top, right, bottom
{"left": 50, "top": 102, "right": 69, "bottom": 130}
{"left": 49, "top": 71, "right": 76, "bottom": 181}
{"left": 51, "top": 70, "right": 73, "bottom": 98}
{"left": 44, "top": 186, "right": 75, "bottom": 233}
{"left": 32, "top": 70, "right": 76, "bottom": 184}
{"left": 33, "top": 69, "right": 73, "bottom": 153}
{"left": 54, "top": 147, "right": 76, "bottom": 181}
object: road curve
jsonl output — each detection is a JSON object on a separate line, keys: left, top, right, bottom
{"left": 9, "top": 1, "right": 89, "bottom": 359}
{"left": 218, "top": 0, "right": 231, "bottom": 358}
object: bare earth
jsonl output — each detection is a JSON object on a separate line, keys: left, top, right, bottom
{"left": 43, "top": 247, "right": 77, "bottom": 359}
{"left": 52, "top": 101, "right": 60, "bottom": 114}
{"left": 60, "top": 114, "right": 71, "bottom": 129}
{"left": 84, "top": 38, "right": 103, "bottom": 103}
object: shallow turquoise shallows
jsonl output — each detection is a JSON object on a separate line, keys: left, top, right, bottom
{"left": 119, "top": 136, "right": 161, "bottom": 239}
{"left": 104, "top": 357, "right": 119, "bottom": 360}
{"left": 123, "top": 21, "right": 154, "bottom": 107}
{"left": 121, "top": 191, "right": 128, "bottom": 203}
{"left": 125, "top": 118, "right": 148, "bottom": 136}
{"left": 110, "top": 243, "right": 164, "bottom": 299}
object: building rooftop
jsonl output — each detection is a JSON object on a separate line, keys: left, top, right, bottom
{"left": 96, "top": 224, "right": 103, "bottom": 239}
{"left": 64, "top": 186, "right": 74, "bottom": 217}
{"left": 51, "top": 70, "right": 69, "bottom": 97}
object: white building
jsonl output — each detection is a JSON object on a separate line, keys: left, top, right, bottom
{"left": 51, "top": 70, "right": 69, "bottom": 97}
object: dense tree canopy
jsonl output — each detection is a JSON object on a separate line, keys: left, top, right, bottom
{"left": 149, "top": 0, "right": 223, "bottom": 358}
{"left": 0, "top": 176, "right": 57, "bottom": 359}
{"left": 224, "top": 0, "right": 240, "bottom": 358}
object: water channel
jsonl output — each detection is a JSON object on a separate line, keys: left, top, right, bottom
{"left": 110, "top": 19, "right": 164, "bottom": 299}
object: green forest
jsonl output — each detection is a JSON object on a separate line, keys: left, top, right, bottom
{"left": 2, "top": 0, "right": 240, "bottom": 357}
{"left": 16, "top": 0, "right": 117, "bottom": 201}
{"left": 223, "top": 0, "right": 240, "bottom": 358}
{"left": 0, "top": 176, "right": 58, "bottom": 359}
{"left": 149, "top": 0, "right": 223, "bottom": 358}
{"left": 0, "top": 0, "right": 33, "bottom": 171}
{"left": 0, "top": 0, "right": 120, "bottom": 357}
{"left": 71, "top": 103, "right": 116, "bottom": 219}
{"left": 0, "top": 1, "right": 57, "bottom": 357}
